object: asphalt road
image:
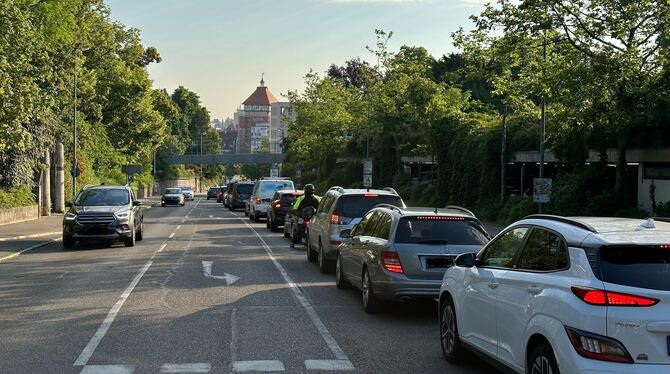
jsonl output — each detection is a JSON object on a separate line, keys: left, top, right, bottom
{"left": 0, "top": 198, "right": 501, "bottom": 374}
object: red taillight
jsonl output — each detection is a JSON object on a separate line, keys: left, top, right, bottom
{"left": 571, "top": 287, "right": 659, "bottom": 307}
{"left": 275, "top": 203, "right": 281, "bottom": 208}
{"left": 364, "top": 193, "right": 378, "bottom": 197}
{"left": 380, "top": 251, "right": 404, "bottom": 274}
{"left": 416, "top": 216, "right": 465, "bottom": 221}
{"left": 255, "top": 198, "right": 261, "bottom": 205}
{"left": 330, "top": 240, "right": 342, "bottom": 246}
{"left": 565, "top": 327, "right": 633, "bottom": 363}
{"left": 331, "top": 214, "right": 340, "bottom": 224}
{"left": 660, "top": 244, "right": 670, "bottom": 249}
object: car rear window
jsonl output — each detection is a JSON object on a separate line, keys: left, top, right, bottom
{"left": 260, "top": 181, "right": 294, "bottom": 196}
{"left": 236, "top": 184, "right": 253, "bottom": 194}
{"left": 334, "top": 195, "right": 402, "bottom": 218}
{"left": 599, "top": 246, "right": 670, "bottom": 291}
{"left": 395, "top": 217, "right": 489, "bottom": 245}
{"left": 281, "top": 193, "right": 301, "bottom": 203}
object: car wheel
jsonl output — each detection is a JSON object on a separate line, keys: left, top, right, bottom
{"left": 335, "top": 252, "right": 350, "bottom": 289}
{"left": 318, "top": 241, "right": 333, "bottom": 273}
{"left": 440, "top": 296, "right": 467, "bottom": 363}
{"left": 161, "top": 203, "right": 165, "bottom": 207}
{"left": 254, "top": 212, "right": 260, "bottom": 223}
{"left": 270, "top": 217, "right": 278, "bottom": 232}
{"left": 528, "top": 343, "right": 559, "bottom": 374}
{"left": 124, "top": 228, "right": 136, "bottom": 247}
{"left": 362, "top": 268, "right": 380, "bottom": 313}
{"left": 62, "top": 235, "right": 75, "bottom": 249}
{"left": 180, "top": 202, "right": 185, "bottom": 207}
{"left": 292, "top": 225, "right": 302, "bottom": 245}
{"left": 283, "top": 223, "right": 291, "bottom": 238}
{"left": 135, "top": 220, "right": 144, "bottom": 241}
{"left": 306, "top": 238, "right": 318, "bottom": 261}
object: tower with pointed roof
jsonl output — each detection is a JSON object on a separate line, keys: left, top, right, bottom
{"left": 236, "top": 76, "right": 278, "bottom": 153}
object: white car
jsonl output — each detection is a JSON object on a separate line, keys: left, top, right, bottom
{"left": 439, "top": 215, "right": 670, "bottom": 374}
{"left": 179, "top": 186, "right": 194, "bottom": 201}
{"left": 248, "top": 178, "right": 294, "bottom": 222}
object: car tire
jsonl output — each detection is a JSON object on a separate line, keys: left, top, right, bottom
{"left": 527, "top": 343, "right": 559, "bottom": 374}
{"left": 180, "top": 202, "right": 185, "bottom": 207}
{"left": 135, "top": 220, "right": 144, "bottom": 241}
{"left": 254, "top": 212, "right": 260, "bottom": 223}
{"left": 270, "top": 218, "right": 278, "bottom": 232}
{"left": 63, "top": 235, "right": 75, "bottom": 249}
{"left": 362, "top": 268, "right": 380, "bottom": 313}
{"left": 306, "top": 238, "right": 317, "bottom": 262}
{"left": 124, "top": 229, "right": 136, "bottom": 247}
{"left": 293, "top": 225, "right": 303, "bottom": 246}
{"left": 161, "top": 203, "right": 165, "bottom": 207}
{"left": 335, "top": 252, "right": 350, "bottom": 289}
{"left": 440, "top": 296, "right": 467, "bottom": 363}
{"left": 318, "top": 241, "right": 334, "bottom": 273}
{"left": 283, "top": 223, "right": 291, "bottom": 238}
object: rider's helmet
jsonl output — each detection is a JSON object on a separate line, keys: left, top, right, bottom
{"left": 304, "top": 184, "right": 315, "bottom": 196}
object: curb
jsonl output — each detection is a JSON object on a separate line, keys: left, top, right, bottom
{"left": 0, "top": 238, "right": 61, "bottom": 263}
{"left": 0, "top": 231, "right": 61, "bottom": 242}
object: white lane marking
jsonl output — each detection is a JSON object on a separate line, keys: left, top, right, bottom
{"left": 168, "top": 233, "right": 175, "bottom": 239}
{"left": 232, "top": 361, "right": 285, "bottom": 372}
{"left": 238, "top": 219, "right": 353, "bottom": 364}
{"left": 181, "top": 219, "right": 186, "bottom": 223}
{"left": 202, "top": 261, "right": 239, "bottom": 285}
{"left": 0, "top": 238, "right": 60, "bottom": 263}
{"left": 209, "top": 215, "right": 213, "bottom": 218}
{"left": 230, "top": 308, "right": 239, "bottom": 363}
{"left": 159, "top": 363, "right": 211, "bottom": 373}
{"left": 80, "top": 365, "right": 134, "bottom": 374}
{"left": 0, "top": 231, "right": 61, "bottom": 242}
{"left": 158, "top": 243, "right": 167, "bottom": 252}
{"left": 176, "top": 225, "right": 182, "bottom": 230}
{"left": 305, "top": 360, "right": 355, "bottom": 371}
{"left": 74, "top": 261, "right": 153, "bottom": 366}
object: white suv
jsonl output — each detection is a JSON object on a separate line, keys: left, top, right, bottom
{"left": 439, "top": 215, "right": 670, "bottom": 374}
{"left": 248, "top": 178, "right": 294, "bottom": 222}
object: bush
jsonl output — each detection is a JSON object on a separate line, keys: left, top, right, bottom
{"left": 497, "top": 196, "right": 535, "bottom": 224}
{"left": 654, "top": 201, "right": 670, "bottom": 217}
{"left": 0, "top": 185, "right": 36, "bottom": 209}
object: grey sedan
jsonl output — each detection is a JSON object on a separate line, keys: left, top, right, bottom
{"left": 335, "top": 205, "right": 490, "bottom": 313}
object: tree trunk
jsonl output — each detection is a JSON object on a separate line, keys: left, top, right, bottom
{"left": 614, "top": 133, "right": 627, "bottom": 197}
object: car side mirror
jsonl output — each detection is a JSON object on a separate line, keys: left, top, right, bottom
{"left": 454, "top": 253, "right": 477, "bottom": 268}
{"left": 340, "top": 229, "right": 352, "bottom": 239}
{"left": 133, "top": 201, "right": 142, "bottom": 206}
{"left": 65, "top": 201, "right": 73, "bottom": 207}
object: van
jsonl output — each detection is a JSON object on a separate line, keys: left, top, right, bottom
{"left": 249, "top": 178, "right": 295, "bottom": 222}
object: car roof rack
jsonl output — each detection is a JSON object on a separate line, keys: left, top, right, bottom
{"left": 261, "top": 177, "right": 290, "bottom": 180}
{"left": 329, "top": 186, "right": 345, "bottom": 193}
{"left": 523, "top": 214, "right": 598, "bottom": 233}
{"left": 382, "top": 187, "right": 398, "bottom": 195}
{"left": 444, "top": 205, "right": 475, "bottom": 217}
{"left": 374, "top": 203, "right": 403, "bottom": 213}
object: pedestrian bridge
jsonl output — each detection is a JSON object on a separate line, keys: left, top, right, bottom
{"left": 163, "top": 153, "right": 285, "bottom": 165}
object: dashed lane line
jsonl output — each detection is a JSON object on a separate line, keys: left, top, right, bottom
{"left": 168, "top": 233, "right": 175, "bottom": 239}
{"left": 160, "top": 363, "right": 211, "bottom": 373}
{"left": 232, "top": 360, "right": 285, "bottom": 373}
{"left": 176, "top": 225, "right": 182, "bottom": 230}
{"left": 79, "top": 365, "right": 134, "bottom": 374}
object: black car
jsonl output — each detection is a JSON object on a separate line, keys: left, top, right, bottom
{"left": 62, "top": 185, "right": 144, "bottom": 249}
{"left": 206, "top": 186, "right": 220, "bottom": 200}
{"left": 228, "top": 182, "right": 254, "bottom": 211}
{"left": 267, "top": 189, "right": 303, "bottom": 231}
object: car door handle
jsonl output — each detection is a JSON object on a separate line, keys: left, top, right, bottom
{"left": 487, "top": 282, "right": 499, "bottom": 289}
{"left": 527, "top": 285, "right": 542, "bottom": 295}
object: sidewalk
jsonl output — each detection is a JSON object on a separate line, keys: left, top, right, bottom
{"left": 0, "top": 214, "right": 63, "bottom": 242}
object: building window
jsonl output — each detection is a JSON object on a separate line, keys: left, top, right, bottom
{"left": 643, "top": 163, "right": 670, "bottom": 180}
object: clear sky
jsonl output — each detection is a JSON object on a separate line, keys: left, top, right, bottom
{"left": 106, "top": 0, "right": 486, "bottom": 120}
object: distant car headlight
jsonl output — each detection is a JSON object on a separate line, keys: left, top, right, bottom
{"left": 115, "top": 211, "right": 130, "bottom": 219}
{"left": 64, "top": 212, "right": 77, "bottom": 221}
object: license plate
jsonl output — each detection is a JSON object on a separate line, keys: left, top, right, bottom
{"left": 426, "top": 257, "right": 454, "bottom": 269}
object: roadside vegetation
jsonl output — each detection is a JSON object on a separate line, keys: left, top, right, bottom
{"left": 0, "top": 0, "right": 224, "bottom": 206}
{"left": 283, "top": 2, "right": 670, "bottom": 224}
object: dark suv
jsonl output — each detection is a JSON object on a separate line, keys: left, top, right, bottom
{"left": 227, "top": 181, "right": 254, "bottom": 211}
{"left": 62, "top": 185, "right": 144, "bottom": 249}
{"left": 307, "top": 187, "right": 404, "bottom": 272}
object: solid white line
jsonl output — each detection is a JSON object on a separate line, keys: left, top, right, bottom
{"left": 181, "top": 219, "right": 186, "bottom": 223}
{"left": 158, "top": 243, "right": 167, "bottom": 252}
{"left": 232, "top": 360, "right": 285, "bottom": 372}
{"left": 176, "top": 225, "right": 182, "bottom": 230}
{"left": 0, "top": 239, "right": 59, "bottom": 263}
{"left": 80, "top": 365, "right": 134, "bottom": 374}
{"left": 0, "top": 231, "right": 61, "bottom": 242}
{"left": 168, "top": 233, "right": 175, "bottom": 239}
{"left": 160, "top": 363, "right": 211, "bottom": 373}
{"left": 74, "top": 261, "right": 153, "bottom": 366}
{"left": 239, "top": 219, "right": 352, "bottom": 363}
{"left": 304, "top": 360, "right": 355, "bottom": 371}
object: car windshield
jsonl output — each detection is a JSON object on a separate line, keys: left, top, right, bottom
{"left": 395, "top": 217, "right": 489, "bottom": 245}
{"left": 164, "top": 188, "right": 181, "bottom": 195}
{"left": 236, "top": 184, "right": 253, "bottom": 194}
{"left": 260, "top": 181, "right": 294, "bottom": 196}
{"left": 75, "top": 189, "right": 130, "bottom": 206}
{"left": 180, "top": 186, "right": 192, "bottom": 191}
{"left": 335, "top": 195, "right": 402, "bottom": 218}
{"left": 599, "top": 246, "right": 670, "bottom": 291}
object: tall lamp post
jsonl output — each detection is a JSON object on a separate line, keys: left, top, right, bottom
{"left": 72, "top": 68, "right": 78, "bottom": 197}
{"left": 200, "top": 132, "right": 206, "bottom": 192}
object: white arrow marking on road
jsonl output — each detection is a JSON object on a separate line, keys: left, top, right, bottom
{"left": 202, "top": 261, "right": 240, "bottom": 285}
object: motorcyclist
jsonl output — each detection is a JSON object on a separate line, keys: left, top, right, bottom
{"left": 289, "top": 184, "right": 320, "bottom": 248}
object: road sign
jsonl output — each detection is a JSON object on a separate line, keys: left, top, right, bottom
{"left": 295, "top": 168, "right": 302, "bottom": 178}
{"left": 533, "top": 178, "right": 552, "bottom": 203}
{"left": 270, "top": 168, "right": 279, "bottom": 178}
{"left": 71, "top": 166, "right": 80, "bottom": 177}
{"left": 121, "top": 164, "right": 143, "bottom": 175}
{"left": 363, "top": 160, "right": 373, "bottom": 175}
{"left": 363, "top": 174, "right": 372, "bottom": 188}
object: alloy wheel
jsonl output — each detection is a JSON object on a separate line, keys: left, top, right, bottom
{"left": 531, "top": 356, "right": 553, "bottom": 374}
{"left": 441, "top": 303, "right": 456, "bottom": 355}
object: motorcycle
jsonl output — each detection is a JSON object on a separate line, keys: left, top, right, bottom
{"left": 290, "top": 206, "right": 316, "bottom": 245}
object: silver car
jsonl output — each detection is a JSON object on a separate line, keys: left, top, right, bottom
{"left": 336, "top": 205, "right": 490, "bottom": 313}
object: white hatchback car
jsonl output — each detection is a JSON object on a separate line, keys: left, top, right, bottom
{"left": 439, "top": 215, "right": 670, "bottom": 374}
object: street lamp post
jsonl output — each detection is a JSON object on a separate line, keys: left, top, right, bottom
{"left": 200, "top": 132, "right": 205, "bottom": 193}
{"left": 72, "top": 68, "right": 78, "bottom": 197}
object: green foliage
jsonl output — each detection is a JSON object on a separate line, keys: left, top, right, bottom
{"left": 497, "top": 196, "right": 535, "bottom": 224}
{"left": 655, "top": 202, "right": 670, "bottom": 218}
{"left": 0, "top": 185, "right": 35, "bottom": 209}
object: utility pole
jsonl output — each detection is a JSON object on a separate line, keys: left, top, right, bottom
{"left": 73, "top": 68, "right": 78, "bottom": 197}
{"left": 200, "top": 132, "right": 205, "bottom": 193}
{"left": 538, "top": 30, "right": 547, "bottom": 213}
{"left": 500, "top": 112, "right": 507, "bottom": 201}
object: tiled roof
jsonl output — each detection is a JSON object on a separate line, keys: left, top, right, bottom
{"left": 242, "top": 86, "right": 278, "bottom": 106}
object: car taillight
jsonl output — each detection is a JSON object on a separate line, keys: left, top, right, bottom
{"left": 571, "top": 287, "right": 659, "bottom": 307}
{"left": 380, "top": 251, "right": 403, "bottom": 274}
{"left": 364, "top": 193, "right": 378, "bottom": 197}
{"left": 565, "top": 327, "right": 633, "bottom": 363}
{"left": 659, "top": 244, "right": 670, "bottom": 249}
{"left": 255, "top": 198, "right": 261, "bottom": 205}
{"left": 416, "top": 216, "right": 465, "bottom": 221}
{"left": 331, "top": 214, "right": 340, "bottom": 224}
{"left": 330, "top": 240, "right": 342, "bottom": 246}
{"left": 275, "top": 203, "right": 281, "bottom": 208}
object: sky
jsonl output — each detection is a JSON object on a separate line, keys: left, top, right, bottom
{"left": 106, "top": 0, "right": 487, "bottom": 120}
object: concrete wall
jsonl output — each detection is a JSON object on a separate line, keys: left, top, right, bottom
{"left": 638, "top": 164, "right": 670, "bottom": 214}
{"left": 158, "top": 179, "right": 198, "bottom": 193}
{"left": 0, "top": 205, "right": 39, "bottom": 226}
